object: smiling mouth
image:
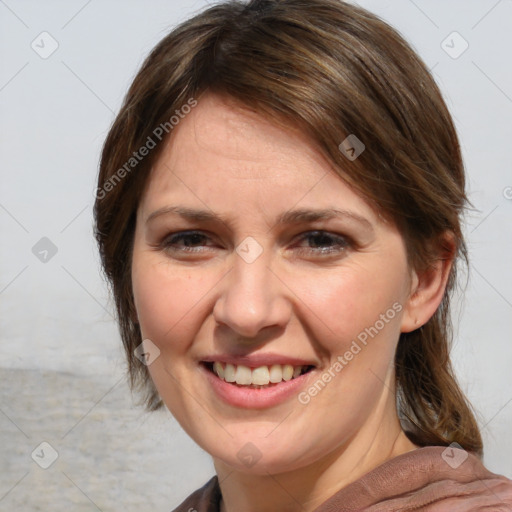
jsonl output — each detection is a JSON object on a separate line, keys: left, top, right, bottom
{"left": 202, "top": 362, "right": 315, "bottom": 388}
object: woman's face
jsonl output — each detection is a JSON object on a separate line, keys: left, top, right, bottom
{"left": 131, "top": 93, "right": 416, "bottom": 474}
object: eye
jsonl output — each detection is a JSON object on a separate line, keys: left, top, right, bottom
{"left": 157, "top": 229, "right": 352, "bottom": 259}
{"left": 161, "top": 231, "right": 217, "bottom": 254}
{"left": 293, "top": 230, "right": 351, "bottom": 257}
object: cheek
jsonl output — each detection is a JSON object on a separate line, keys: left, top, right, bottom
{"left": 288, "top": 259, "right": 406, "bottom": 354}
{"left": 290, "top": 266, "right": 405, "bottom": 426}
{"left": 131, "top": 255, "right": 212, "bottom": 351}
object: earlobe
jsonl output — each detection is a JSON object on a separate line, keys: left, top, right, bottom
{"left": 400, "top": 234, "right": 455, "bottom": 333}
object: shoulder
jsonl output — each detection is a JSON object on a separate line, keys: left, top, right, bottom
{"left": 315, "top": 445, "right": 512, "bottom": 511}
{"left": 171, "top": 476, "right": 221, "bottom": 512}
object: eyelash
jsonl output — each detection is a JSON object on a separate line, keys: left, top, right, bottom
{"left": 160, "top": 230, "right": 352, "bottom": 258}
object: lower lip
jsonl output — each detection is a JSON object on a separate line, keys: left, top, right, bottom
{"left": 200, "top": 364, "right": 314, "bottom": 409}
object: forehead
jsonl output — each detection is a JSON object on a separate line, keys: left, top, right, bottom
{"left": 169, "top": 93, "right": 330, "bottom": 176}
{"left": 139, "top": 93, "right": 377, "bottom": 223}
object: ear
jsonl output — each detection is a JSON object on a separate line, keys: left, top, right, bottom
{"left": 400, "top": 232, "right": 456, "bottom": 333}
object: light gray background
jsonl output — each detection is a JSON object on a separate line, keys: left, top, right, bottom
{"left": 0, "top": 0, "right": 511, "bottom": 510}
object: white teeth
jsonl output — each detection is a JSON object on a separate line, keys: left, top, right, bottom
{"left": 252, "top": 366, "right": 270, "bottom": 385}
{"left": 282, "top": 364, "right": 294, "bottom": 381}
{"left": 224, "top": 363, "right": 236, "bottom": 383}
{"left": 269, "top": 364, "right": 283, "bottom": 383}
{"left": 213, "top": 361, "right": 224, "bottom": 380}
{"left": 235, "top": 365, "right": 252, "bottom": 385}
{"left": 210, "top": 362, "right": 309, "bottom": 386}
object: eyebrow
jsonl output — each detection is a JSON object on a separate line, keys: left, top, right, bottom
{"left": 146, "top": 205, "right": 374, "bottom": 232}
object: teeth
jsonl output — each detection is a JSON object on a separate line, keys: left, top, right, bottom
{"left": 210, "top": 362, "right": 309, "bottom": 386}
{"left": 224, "top": 363, "right": 236, "bottom": 383}
{"left": 283, "top": 364, "right": 294, "bottom": 381}
{"left": 235, "top": 365, "right": 252, "bottom": 385}
{"left": 213, "top": 362, "right": 224, "bottom": 379}
{"left": 252, "top": 366, "right": 270, "bottom": 385}
{"left": 269, "top": 364, "right": 282, "bottom": 383}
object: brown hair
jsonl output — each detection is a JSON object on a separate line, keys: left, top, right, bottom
{"left": 94, "top": 0, "right": 483, "bottom": 456}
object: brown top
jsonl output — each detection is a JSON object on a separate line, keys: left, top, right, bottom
{"left": 172, "top": 446, "right": 512, "bottom": 511}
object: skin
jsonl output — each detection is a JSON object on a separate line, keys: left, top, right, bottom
{"left": 131, "top": 93, "right": 453, "bottom": 512}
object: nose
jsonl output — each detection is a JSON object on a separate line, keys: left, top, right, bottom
{"left": 212, "top": 246, "right": 292, "bottom": 341}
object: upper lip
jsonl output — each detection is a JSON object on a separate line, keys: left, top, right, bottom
{"left": 200, "top": 353, "right": 317, "bottom": 368}
{"left": 201, "top": 354, "right": 316, "bottom": 368}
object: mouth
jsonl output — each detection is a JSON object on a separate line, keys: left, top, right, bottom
{"left": 201, "top": 361, "right": 315, "bottom": 389}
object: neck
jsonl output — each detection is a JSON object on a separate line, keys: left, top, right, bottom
{"left": 214, "top": 391, "right": 418, "bottom": 512}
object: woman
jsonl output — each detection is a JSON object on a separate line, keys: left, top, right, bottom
{"left": 94, "top": 0, "right": 512, "bottom": 510}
